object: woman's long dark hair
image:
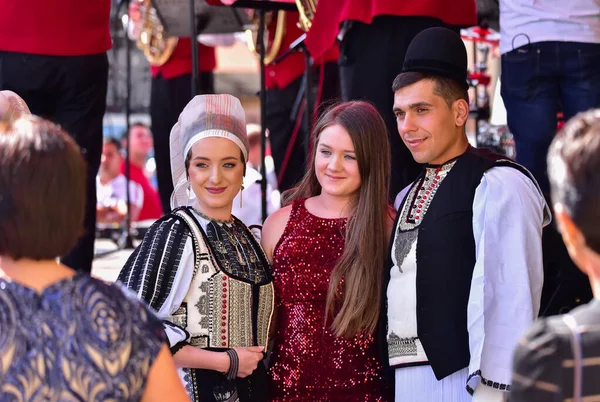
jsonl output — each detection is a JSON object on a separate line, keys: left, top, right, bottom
{"left": 283, "top": 101, "right": 391, "bottom": 338}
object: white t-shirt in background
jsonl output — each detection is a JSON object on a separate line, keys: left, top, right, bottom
{"left": 97, "top": 174, "right": 144, "bottom": 209}
{"left": 499, "top": 0, "right": 600, "bottom": 54}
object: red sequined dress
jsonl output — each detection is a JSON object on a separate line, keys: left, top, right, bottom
{"left": 268, "top": 199, "right": 386, "bottom": 401}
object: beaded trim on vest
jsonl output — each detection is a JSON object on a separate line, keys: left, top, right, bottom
{"left": 398, "top": 161, "right": 456, "bottom": 231}
{"left": 387, "top": 161, "right": 456, "bottom": 367}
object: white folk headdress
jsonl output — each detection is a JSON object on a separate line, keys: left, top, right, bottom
{"left": 169, "top": 94, "right": 248, "bottom": 209}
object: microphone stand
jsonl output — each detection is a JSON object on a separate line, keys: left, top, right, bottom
{"left": 258, "top": 9, "right": 268, "bottom": 222}
{"left": 122, "top": 0, "right": 136, "bottom": 249}
{"left": 95, "top": 0, "right": 135, "bottom": 258}
{"left": 189, "top": 0, "right": 200, "bottom": 98}
{"left": 273, "top": 33, "right": 314, "bottom": 176}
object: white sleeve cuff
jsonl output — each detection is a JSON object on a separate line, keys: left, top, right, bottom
{"left": 163, "top": 320, "right": 190, "bottom": 352}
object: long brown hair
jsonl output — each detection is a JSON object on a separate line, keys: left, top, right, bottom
{"left": 284, "top": 101, "right": 391, "bottom": 338}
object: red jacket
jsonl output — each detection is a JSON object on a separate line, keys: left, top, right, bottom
{"left": 150, "top": 39, "right": 217, "bottom": 79}
{"left": 306, "top": 0, "right": 477, "bottom": 60}
{"left": 0, "top": 0, "right": 111, "bottom": 55}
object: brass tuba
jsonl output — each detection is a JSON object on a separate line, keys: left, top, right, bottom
{"left": 294, "top": 0, "right": 316, "bottom": 32}
{"left": 245, "top": 10, "right": 286, "bottom": 65}
{"left": 136, "top": 0, "right": 179, "bottom": 66}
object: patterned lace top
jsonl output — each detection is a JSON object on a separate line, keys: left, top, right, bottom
{"left": 0, "top": 272, "right": 165, "bottom": 401}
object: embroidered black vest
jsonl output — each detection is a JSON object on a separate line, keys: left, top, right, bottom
{"left": 384, "top": 147, "right": 536, "bottom": 381}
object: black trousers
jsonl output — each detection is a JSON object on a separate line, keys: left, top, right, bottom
{"left": 0, "top": 51, "right": 108, "bottom": 274}
{"left": 339, "top": 15, "right": 459, "bottom": 197}
{"left": 150, "top": 71, "right": 214, "bottom": 214}
{"left": 266, "top": 62, "right": 340, "bottom": 193}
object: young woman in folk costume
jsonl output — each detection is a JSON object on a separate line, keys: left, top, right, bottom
{"left": 261, "top": 101, "right": 395, "bottom": 401}
{"left": 118, "top": 94, "right": 274, "bottom": 402}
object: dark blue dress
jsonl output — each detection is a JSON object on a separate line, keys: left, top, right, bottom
{"left": 0, "top": 272, "right": 166, "bottom": 401}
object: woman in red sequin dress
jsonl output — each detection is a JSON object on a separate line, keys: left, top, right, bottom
{"left": 262, "top": 101, "right": 395, "bottom": 401}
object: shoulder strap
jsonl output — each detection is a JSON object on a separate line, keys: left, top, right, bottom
{"left": 562, "top": 314, "right": 583, "bottom": 402}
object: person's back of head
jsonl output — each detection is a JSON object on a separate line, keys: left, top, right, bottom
{"left": 0, "top": 116, "right": 86, "bottom": 260}
{"left": 0, "top": 116, "right": 190, "bottom": 402}
{"left": 547, "top": 109, "right": 600, "bottom": 282}
{"left": 510, "top": 110, "right": 600, "bottom": 402}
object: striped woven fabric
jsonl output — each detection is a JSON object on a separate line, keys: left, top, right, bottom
{"left": 510, "top": 300, "right": 600, "bottom": 402}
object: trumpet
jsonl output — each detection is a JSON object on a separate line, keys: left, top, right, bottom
{"left": 245, "top": 10, "right": 287, "bottom": 65}
{"left": 294, "top": 0, "right": 316, "bottom": 32}
{"left": 136, "top": 0, "right": 178, "bottom": 66}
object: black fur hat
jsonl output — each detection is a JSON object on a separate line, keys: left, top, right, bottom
{"left": 401, "top": 27, "right": 469, "bottom": 90}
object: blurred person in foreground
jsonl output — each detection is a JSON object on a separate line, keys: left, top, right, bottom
{"left": 0, "top": 0, "right": 111, "bottom": 274}
{"left": 0, "top": 113, "right": 188, "bottom": 401}
{"left": 511, "top": 109, "right": 600, "bottom": 401}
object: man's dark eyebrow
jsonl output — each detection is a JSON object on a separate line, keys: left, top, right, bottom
{"left": 393, "top": 101, "right": 434, "bottom": 113}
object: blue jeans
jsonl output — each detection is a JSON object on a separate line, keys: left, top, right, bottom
{"left": 501, "top": 41, "right": 600, "bottom": 194}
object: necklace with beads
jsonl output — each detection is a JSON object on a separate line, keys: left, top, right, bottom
{"left": 191, "top": 207, "right": 234, "bottom": 224}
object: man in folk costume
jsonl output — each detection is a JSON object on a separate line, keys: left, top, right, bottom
{"left": 383, "top": 27, "right": 551, "bottom": 401}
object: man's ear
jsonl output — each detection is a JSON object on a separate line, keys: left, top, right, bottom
{"left": 454, "top": 98, "right": 469, "bottom": 127}
{"left": 555, "top": 203, "right": 587, "bottom": 268}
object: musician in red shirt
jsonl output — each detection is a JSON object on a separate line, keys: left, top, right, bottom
{"left": 305, "top": 0, "right": 477, "bottom": 196}
{"left": 129, "top": 1, "right": 217, "bottom": 215}
{"left": 0, "top": 0, "right": 112, "bottom": 273}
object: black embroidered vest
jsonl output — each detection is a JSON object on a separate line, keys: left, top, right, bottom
{"left": 384, "top": 147, "right": 536, "bottom": 381}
